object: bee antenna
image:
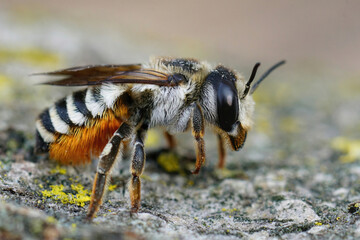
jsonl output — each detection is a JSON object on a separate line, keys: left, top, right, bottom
{"left": 250, "top": 60, "right": 286, "bottom": 95}
{"left": 242, "top": 62, "right": 260, "bottom": 99}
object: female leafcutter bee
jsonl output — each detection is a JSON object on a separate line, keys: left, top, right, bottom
{"left": 34, "top": 57, "right": 285, "bottom": 219}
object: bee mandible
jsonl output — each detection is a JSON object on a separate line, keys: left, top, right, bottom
{"left": 34, "top": 57, "right": 285, "bottom": 219}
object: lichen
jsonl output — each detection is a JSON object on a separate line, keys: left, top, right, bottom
{"left": 41, "top": 184, "right": 91, "bottom": 207}
{"left": 108, "top": 184, "right": 117, "bottom": 191}
{"left": 145, "top": 129, "right": 160, "bottom": 147}
{"left": 331, "top": 137, "right": 360, "bottom": 163}
{"left": 0, "top": 48, "right": 62, "bottom": 67}
{"left": 50, "top": 166, "right": 67, "bottom": 175}
{"left": 221, "top": 208, "right": 239, "bottom": 214}
{"left": 157, "top": 152, "right": 181, "bottom": 173}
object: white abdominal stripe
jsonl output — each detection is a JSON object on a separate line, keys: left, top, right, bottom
{"left": 67, "top": 95, "right": 87, "bottom": 125}
{"left": 36, "top": 85, "right": 125, "bottom": 150}
{"left": 36, "top": 119, "right": 55, "bottom": 143}
{"left": 85, "top": 87, "right": 106, "bottom": 117}
{"left": 100, "top": 83, "right": 125, "bottom": 108}
{"left": 36, "top": 87, "right": 112, "bottom": 143}
{"left": 49, "top": 106, "right": 69, "bottom": 134}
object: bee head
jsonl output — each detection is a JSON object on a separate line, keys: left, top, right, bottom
{"left": 203, "top": 66, "right": 253, "bottom": 150}
{"left": 202, "top": 61, "right": 285, "bottom": 151}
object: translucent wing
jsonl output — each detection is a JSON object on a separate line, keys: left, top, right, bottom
{"left": 34, "top": 64, "right": 181, "bottom": 87}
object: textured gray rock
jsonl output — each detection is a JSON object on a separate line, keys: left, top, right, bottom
{"left": 275, "top": 200, "right": 320, "bottom": 224}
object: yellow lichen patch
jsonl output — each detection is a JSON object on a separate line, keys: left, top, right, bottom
{"left": 214, "top": 168, "right": 247, "bottom": 179}
{"left": 41, "top": 184, "right": 91, "bottom": 207}
{"left": 0, "top": 74, "right": 12, "bottom": 87}
{"left": 70, "top": 184, "right": 91, "bottom": 207}
{"left": 0, "top": 74, "right": 14, "bottom": 103}
{"left": 186, "top": 180, "right": 194, "bottom": 187}
{"left": 314, "top": 222, "right": 323, "bottom": 226}
{"left": 157, "top": 152, "right": 181, "bottom": 173}
{"left": 50, "top": 165, "right": 67, "bottom": 175}
{"left": 331, "top": 137, "right": 360, "bottom": 163}
{"left": 46, "top": 216, "right": 57, "bottom": 224}
{"left": 41, "top": 185, "right": 67, "bottom": 203}
{"left": 0, "top": 48, "right": 62, "bottom": 67}
{"left": 108, "top": 184, "right": 117, "bottom": 191}
{"left": 221, "top": 208, "right": 239, "bottom": 214}
{"left": 144, "top": 129, "right": 160, "bottom": 147}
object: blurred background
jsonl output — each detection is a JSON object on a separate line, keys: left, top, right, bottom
{"left": 0, "top": 0, "right": 359, "bottom": 156}
{"left": 1, "top": 1, "right": 360, "bottom": 238}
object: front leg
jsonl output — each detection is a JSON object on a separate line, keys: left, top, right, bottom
{"left": 87, "top": 123, "right": 133, "bottom": 220}
{"left": 129, "top": 122, "right": 149, "bottom": 213}
{"left": 191, "top": 103, "right": 205, "bottom": 174}
{"left": 163, "top": 131, "right": 176, "bottom": 150}
{"left": 217, "top": 134, "right": 226, "bottom": 168}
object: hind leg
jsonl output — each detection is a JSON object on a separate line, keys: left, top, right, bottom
{"left": 87, "top": 123, "right": 133, "bottom": 220}
{"left": 129, "top": 122, "right": 148, "bottom": 213}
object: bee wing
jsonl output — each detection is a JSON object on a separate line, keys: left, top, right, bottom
{"left": 36, "top": 64, "right": 142, "bottom": 76}
{"left": 35, "top": 64, "right": 176, "bottom": 87}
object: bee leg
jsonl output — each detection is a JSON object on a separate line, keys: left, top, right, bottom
{"left": 164, "top": 131, "right": 176, "bottom": 150}
{"left": 217, "top": 134, "right": 227, "bottom": 168}
{"left": 191, "top": 103, "right": 205, "bottom": 174}
{"left": 87, "top": 123, "right": 133, "bottom": 220}
{"left": 129, "top": 122, "right": 148, "bottom": 213}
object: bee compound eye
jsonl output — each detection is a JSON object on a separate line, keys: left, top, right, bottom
{"left": 217, "top": 81, "right": 239, "bottom": 132}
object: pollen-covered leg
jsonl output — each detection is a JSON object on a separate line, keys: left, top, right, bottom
{"left": 191, "top": 103, "right": 205, "bottom": 174}
{"left": 164, "top": 131, "right": 176, "bottom": 150}
{"left": 87, "top": 123, "right": 133, "bottom": 220}
{"left": 129, "top": 122, "right": 148, "bottom": 213}
{"left": 217, "top": 134, "right": 227, "bottom": 168}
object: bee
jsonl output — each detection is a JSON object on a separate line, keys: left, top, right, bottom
{"left": 34, "top": 56, "right": 285, "bottom": 219}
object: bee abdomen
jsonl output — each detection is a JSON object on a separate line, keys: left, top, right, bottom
{"left": 35, "top": 88, "right": 105, "bottom": 150}
{"left": 35, "top": 108, "right": 57, "bottom": 153}
{"left": 35, "top": 85, "right": 127, "bottom": 163}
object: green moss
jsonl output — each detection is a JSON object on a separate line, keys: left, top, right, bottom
{"left": 271, "top": 195, "right": 285, "bottom": 202}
